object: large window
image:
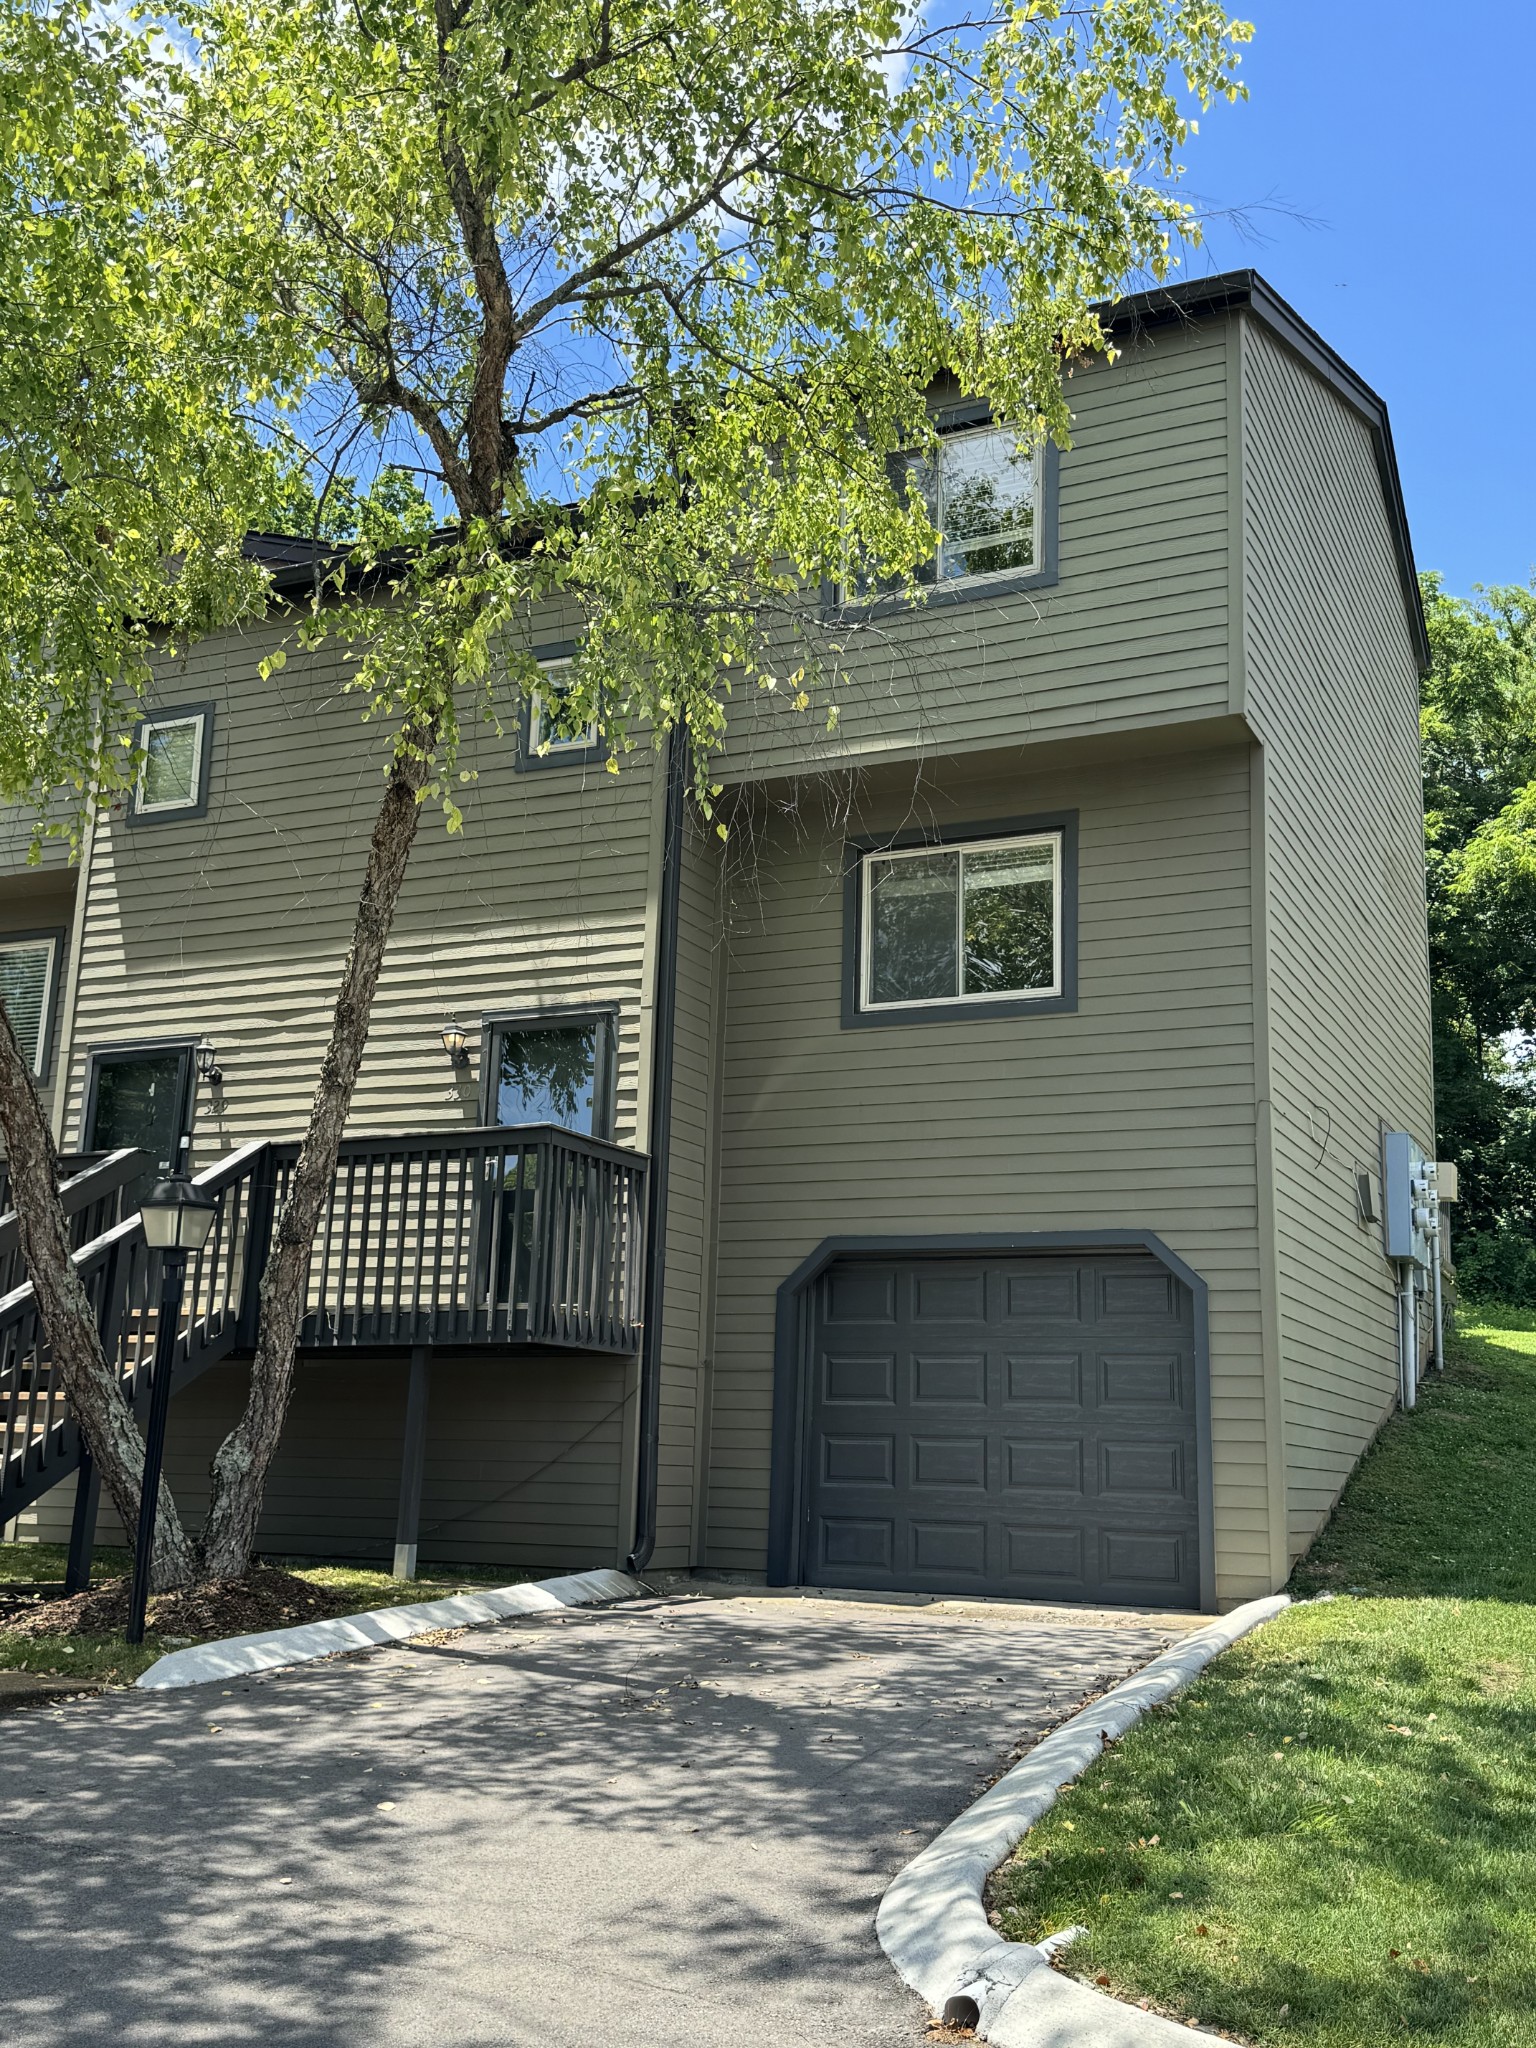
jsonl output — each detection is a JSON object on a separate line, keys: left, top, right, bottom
{"left": 908, "top": 426, "right": 1042, "bottom": 585}
{"left": 132, "top": 706, "right": 212, "bottom": 820}
{"left": 485, "top": 1014, "right": 614, "bottom": 1138}
{"left": 0, "top": 934, "right": 61, "bottom": 1077}
{"left": 857, "top": 830, "right": 1063, "bottom": 1014}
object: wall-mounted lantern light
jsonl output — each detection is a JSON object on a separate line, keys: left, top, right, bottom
{"left": 196, "top": 1036, "right": 223, "bottom": 1087}
{"left": 440, "top": 1019, "right": 470, "bottom": 1067}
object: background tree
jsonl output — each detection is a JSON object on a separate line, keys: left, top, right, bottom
{"left": 1420, "top": 571, "right": 1536, "bottom": 1298}
{"left": 1, "top": 0, "right": 1251, "bottom": 1586}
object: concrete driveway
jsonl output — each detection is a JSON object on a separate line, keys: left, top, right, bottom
{"left": 0, "top": 1588, "right": 1186, "bottom": 2047}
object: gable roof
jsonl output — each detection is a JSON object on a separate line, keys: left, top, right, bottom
{"left": 1099, "top": 269, "right": 1428, "bottom": 672}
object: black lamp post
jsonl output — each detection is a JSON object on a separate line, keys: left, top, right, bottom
{"left": 125, "top": 1172, "right": 217, "bottom": 1645}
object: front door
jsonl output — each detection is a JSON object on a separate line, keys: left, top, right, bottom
{"left": 86, "top": 1046, "right": 195, "bottom": 1202}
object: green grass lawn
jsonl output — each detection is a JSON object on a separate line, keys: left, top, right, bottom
{"left": 992, "top": 1309, "right": 1536, "bottom": 2047}
{"left": 0, "top": 1546, "right": 526, "bottom": 1688}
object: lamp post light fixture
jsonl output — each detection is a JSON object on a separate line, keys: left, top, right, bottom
{"left": 125, "top": 1172, "right": 218, "bottom": 1646}
{"left": 195, "top": 1036, "right": 223, "bottom": 1087}
{"left": 440, "top": 1019, "right": 470, "bottom": 1067}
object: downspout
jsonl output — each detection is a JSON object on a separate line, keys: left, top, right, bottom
{"left": 626, "top": 726, "right": 686, "bottom": 1575}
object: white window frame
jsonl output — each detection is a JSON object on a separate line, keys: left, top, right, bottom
{"left": 0, "top": 933, "right": 61, "bottom": 1077}
{"left": 528, "top": 660, "right": 598, "bottom": 755}
{"left": 859, "top": 830, "right": 1062, "bottom": 1011}
{"left": 135, "top": 711, "right": 207, "bottom": 815}
{"left": 922, "top": 424, "right": 1043, "bottom": 586}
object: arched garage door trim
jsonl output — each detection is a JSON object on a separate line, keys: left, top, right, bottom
{"left": 767, "top": 1232, "right": 1216, "bottom": 1613}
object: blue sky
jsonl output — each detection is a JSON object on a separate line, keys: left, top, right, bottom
{"left": 1173, "top": 0, "right": 1533, "bottom": 598}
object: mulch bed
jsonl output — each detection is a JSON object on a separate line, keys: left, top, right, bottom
{"left": 8, "top": 1567, "right": 356, "bottom": 1642}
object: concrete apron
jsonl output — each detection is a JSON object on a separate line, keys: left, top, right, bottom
{"left": 877, "top": 1595, "right": 1292, "bottom": 2045}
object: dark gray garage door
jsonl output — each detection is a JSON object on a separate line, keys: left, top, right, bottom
{"left": 804, "top": 1253, "right": 1201, "bottom": 1608}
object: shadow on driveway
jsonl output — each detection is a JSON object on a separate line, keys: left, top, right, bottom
{"left": 0, "top": 1592, "right": 1178, "bottom": 2047}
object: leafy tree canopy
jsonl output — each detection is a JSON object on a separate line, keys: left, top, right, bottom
{"left": 7, "top": 0, "right": 1254, "bottom": 837}
{"left": 0, "top": 0, "right": 280, "bottom": 837}
{"left": 1420, "top": 572, "right": 1536, "bottom": 1261}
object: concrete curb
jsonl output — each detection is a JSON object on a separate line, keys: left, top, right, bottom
{"left": 134, "top": 1567, "right": 641, "bottom": 1690}
{"left": 876, "top": 1593, "right": 1291, "bottom": 2044}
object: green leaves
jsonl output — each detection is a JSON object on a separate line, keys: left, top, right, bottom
{"left": 1420, "top": 572, "right": 1536, "bottom": 1241}
{"left": 0, "top": 0, "right": 281, "bottom": 848}
{"left": 3, "top": 0, "right": 1253, "bottom": 837}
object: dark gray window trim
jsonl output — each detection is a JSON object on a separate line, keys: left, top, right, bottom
{"left": 513, "top": 640, "right": 606, "bottom": 773}
{"left": 820, "top": 432, "right": 1059, "bottom": 624}
{"left": 478, "top": 1002, "right": 619, "bottom": 1140}
{"left": 81, "top": 1036, "right": 198, "bottom": 1166}
{"left": 126, "top": 701, "right": 215, "bottom": 825}
{"left": 0, "top": 925, "right": 67, "bottom": 1082}
{"left": 766, "top": 1230, "right": 1217, "bottom": 1613}
{"left": 841, "top": 809, "right": 1078, "bottom": 1029}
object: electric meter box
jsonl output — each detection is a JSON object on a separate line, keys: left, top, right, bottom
{"left": 1382, "top": 1130, "right": 1436, "bottom": 1266}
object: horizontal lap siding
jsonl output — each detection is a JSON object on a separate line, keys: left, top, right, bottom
{"left": 718, "top": 324, "right": 1233, "bottom": 782}
{"left": 19, "top": 1352, "right": 629, "bottom": 1569}
{"left": 61, "top": 614, "right": 659, "bottom": 1159}
{"left": 705, "top": 746, "right": 1273, "bottom": 1606}
{"left": 1240, "top": 319, "right": 1434, "bottom": 1554}
{"left": 653, "top": 821, "right": 724, "bottom": 1566}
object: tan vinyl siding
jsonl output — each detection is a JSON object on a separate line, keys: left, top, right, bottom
{"left": 60, "top": 613, "right": 660, "bottom": 1159}
{"left": 1239, "top": 316, "right": 1434, "bottom": 1557}
{"left": 21, "top": 1352, "right": 628, "bottom": 1567}
{"left": 651, "top": 819, "right": 725, "bottom": 1566}
{"left": 718, "top": 320, "right": 1234, "bottom": 783}
{"left": 704, "top": 742, "right": 1276, "bottom": 1607}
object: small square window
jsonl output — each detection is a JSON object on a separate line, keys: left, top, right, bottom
{"left": 527, "top": 662, "right": 598, "bottom": 758}
{"left": 860, "top": 831, "right": 1060, "bottom": 1011}
{"left": 0, "top": 935, "right": 61, "bottom": 1077}
{"left": 133, "top": 709, "right": 210, "bottom": 818}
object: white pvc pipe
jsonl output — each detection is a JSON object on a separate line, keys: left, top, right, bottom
{"left": 1398, "top": 1265, "right": 1417, "bottom": 1409}
{"left": 1431, "top": 1228, "right": 1445, "bottom": 1371}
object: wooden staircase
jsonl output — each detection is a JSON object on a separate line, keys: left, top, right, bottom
{"left": 0, "top": 1144, "right": 264, "bottom": 1529}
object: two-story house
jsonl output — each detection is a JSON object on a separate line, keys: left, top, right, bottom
{"left": 0, "top": 271, "right": 1434, "bottom": 1612}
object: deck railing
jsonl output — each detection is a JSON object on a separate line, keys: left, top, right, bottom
{"left": 267, "top": 1125, "right": 647, "bottom": 1353}
{"left": 0, "top": 1125, "right": 645, "bottom": 1527}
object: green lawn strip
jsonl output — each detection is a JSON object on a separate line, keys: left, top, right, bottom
{"left": 0, "top": 1545, "right": 529, "bottom": 1689}
{"left": 1290, "top": 1314, "right": 1536, "bottom": 1601}
{"left": 990, "top": 1313, "right": 1536, "bottom": 2047}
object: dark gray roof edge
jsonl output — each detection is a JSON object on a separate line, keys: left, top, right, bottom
{"left": 1099, "top": 269, "right": 1429, "bottom": 672}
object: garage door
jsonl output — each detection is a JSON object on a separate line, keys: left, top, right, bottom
{"left": 803, "top": 1253, "right": 1201, "bottom": 1608}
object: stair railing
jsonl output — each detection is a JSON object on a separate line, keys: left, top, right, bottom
{"left": 0, "top": 1142, "right": 267, "bottom": 1525}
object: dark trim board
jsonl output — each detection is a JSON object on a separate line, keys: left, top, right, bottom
{"left": 766, "top": 1230, "right": 1217, "bottom": 1613}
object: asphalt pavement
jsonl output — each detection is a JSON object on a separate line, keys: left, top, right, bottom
{"left": 0, "top": 1587, "right": 1184, "bottom": 2046}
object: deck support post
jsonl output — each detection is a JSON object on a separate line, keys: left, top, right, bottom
{"left": 65, "top": 1444, "right": 101, "bottom": 1594}
{"left": 392, "top": 1345, "right": 432, "bottom": 1580}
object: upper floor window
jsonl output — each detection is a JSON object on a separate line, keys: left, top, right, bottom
{"left": 0, "top": 933, "right": 61, "bottom": 1077}
{"left": 859, "top": 830, "right": 1061, "bottom": 1012}
{"left": 522, "top": 660, "right": 599, "bottom": 767}
{"left": 837, "top": 423, "right": 1054, "bottom": 608}
{"left": 132, "top": 706, "right": 212, "bottom": 821}
{"left": 910, "top": 426, "right": 1043, "bottom": 585}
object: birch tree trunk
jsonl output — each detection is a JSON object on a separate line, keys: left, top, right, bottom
{"left": 196, "top": 736, "right": 434, "bottom": 1577}
{"left": 0, "top": 1002, "right": 198, "bottom": 1589}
